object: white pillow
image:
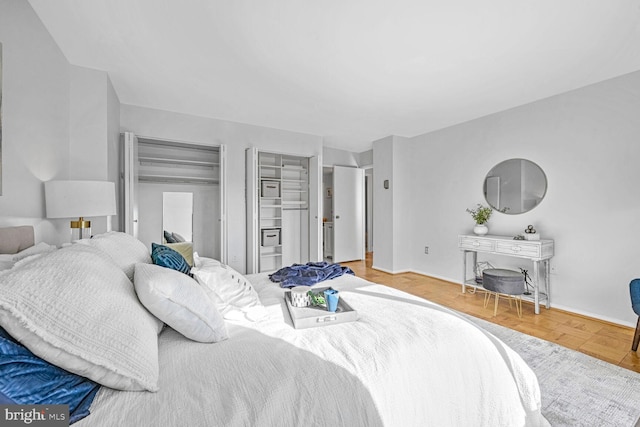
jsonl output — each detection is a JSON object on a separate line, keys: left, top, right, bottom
{"left": 193, "top": 253, "right": 222, "bottom": 269}
{"left": 134, "top": 263, "right": 228, "bottom": 343}
{"left": 0, "top": 244, "right": 161, "bottom": 391}
{"left": 191, "top": 255, "right": 266, "bottom": 321}
{"left": 12, "top": 242, "right": 57, "bottom": 261}
{"left": 0, "top": 259, "right": 14, "bottom": 271}
{"left": 78, "top": 231, "right": 151, "bottom": 281}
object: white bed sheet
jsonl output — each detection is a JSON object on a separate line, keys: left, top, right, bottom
{"left": 78, "top": 273, "right": 549, "bottom": 427}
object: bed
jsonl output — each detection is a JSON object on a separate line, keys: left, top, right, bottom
{"left": 0, "top": 226, "right": 550, "bottom": 426}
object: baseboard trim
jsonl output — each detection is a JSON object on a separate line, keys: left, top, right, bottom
{"left": 549, "top": 302, "right": 635, "bottom": 329}
{"left": 393, "top": 269, "right": 635, "bottom": 329}
{"left": 371, "top": 265, "right": 412, "bottom": 275}
{"left": 408, "top": 269, "right": 461, "bottom": 286}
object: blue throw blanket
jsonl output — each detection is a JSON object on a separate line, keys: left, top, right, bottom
{"left": 269, "top": 262, "right": 355, "bottom": 288}
{"left": 0, "top": 327, "right": 100, "bottom": 424}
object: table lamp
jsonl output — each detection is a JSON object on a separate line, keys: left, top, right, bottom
{"left": 45, "top": 180, "right": 117, "bottom": 240}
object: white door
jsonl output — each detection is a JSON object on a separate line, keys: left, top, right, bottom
{"left": 122, "top": 132, "right": 139, "bottom": 238}
{"left": 245, "top": 148, "right": 259, "bottom": 274}
{"left": 218, "top": 144, "right": 227, "bottom": 264}
{"left": 308, "top": 155, "right": 322, "bottom": 262}
{"left": 332, "top": 166, "right": 365, "bottom": 263}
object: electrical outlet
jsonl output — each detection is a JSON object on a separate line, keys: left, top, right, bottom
{"left": 424, "top": 246, "right": 429, "bottom": 254}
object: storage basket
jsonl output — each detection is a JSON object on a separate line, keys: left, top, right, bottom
{"left": 261, "top": 229, "right": 280, "bottom": 246}
{"left": 261, "top": 180, "right": 280, "bottom": 198}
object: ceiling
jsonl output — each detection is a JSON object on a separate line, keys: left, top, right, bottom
{"left": 29, "top": 0, "right": 640, "bottom": 152}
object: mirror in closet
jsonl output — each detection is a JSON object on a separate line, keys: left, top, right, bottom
{"left": 162, "top": 192, "right": 193, "bottom": 243}
{"left": 483, "top": 159, "right": 547, "bottom": 215}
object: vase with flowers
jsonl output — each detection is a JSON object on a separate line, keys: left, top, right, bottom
{"left": 466, "top": 204, "right": 493, "bottom": 236}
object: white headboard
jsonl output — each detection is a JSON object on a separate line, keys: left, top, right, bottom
{"left": 0, "top": 226, "right": 35, "bottom": 254}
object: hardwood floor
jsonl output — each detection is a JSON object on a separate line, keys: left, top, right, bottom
{"left": 343, "top": 254, "right": 640, "bottom": 374}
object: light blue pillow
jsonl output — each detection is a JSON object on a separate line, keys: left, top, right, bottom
{"left": 0, "top": 327, "right": 100, "bottom": 424}
{"left": 151, "top": 243, "right": 191, "bottom": 276}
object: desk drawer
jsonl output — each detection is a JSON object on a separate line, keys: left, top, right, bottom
{"left": 495, "top": 241, "right": 540, "bottom": 257}
{"left": 459, "top": 236, "right": 494, "bottom": 251}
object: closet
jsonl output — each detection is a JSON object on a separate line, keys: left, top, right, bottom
{"left": 121, "top": 132, "right": 226, "bottom": 261}
{"left": 246, "top": 148, "right": 321, "bottom": 274}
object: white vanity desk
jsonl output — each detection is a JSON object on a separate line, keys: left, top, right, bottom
{"left": 459, "top": 234, "right": 554, "bottom": 314}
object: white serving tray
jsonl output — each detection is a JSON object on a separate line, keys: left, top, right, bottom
{"left": 284, "top": 287, "right": 358, "bottom": 329}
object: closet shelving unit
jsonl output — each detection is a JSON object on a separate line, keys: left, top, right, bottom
{"left": 258, "top": 152, "right": 308, "bottom": 272}
{"left": 136, "top": 138, "right": 220, "bottom": 185}
{"left": 247, "top": 149, "right": 314, "bottom": 273}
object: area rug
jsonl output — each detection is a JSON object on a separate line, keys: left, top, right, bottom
{"left": 464, "top": 315, "right": 640, "bottom": 427}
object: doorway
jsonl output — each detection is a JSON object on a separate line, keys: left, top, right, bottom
{"left": 322, "top": 165, "right": 365, "bottom": 263}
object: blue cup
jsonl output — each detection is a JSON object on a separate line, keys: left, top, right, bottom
{"left": 324, "top": 289, "right": 339, "bottom": 312}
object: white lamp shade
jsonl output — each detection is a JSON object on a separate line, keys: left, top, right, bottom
{"left": 45, "top": 180, "right": 117, "bottom": 219}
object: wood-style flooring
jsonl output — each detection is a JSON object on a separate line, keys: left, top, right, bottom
{"left": 343, "top": 254, "right": 640, "bottom": 374}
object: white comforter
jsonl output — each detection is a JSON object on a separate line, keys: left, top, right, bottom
{"left": 79, "top": 274, "right": 549, "bottom": 427}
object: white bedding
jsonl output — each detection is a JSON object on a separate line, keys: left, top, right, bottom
{"left": 78, "top": 273, "right": 549, "bottom": 427}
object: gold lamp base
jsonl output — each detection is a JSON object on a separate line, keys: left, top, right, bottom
{"left": 70, "top": 217, "right": 91, "bottom": 240}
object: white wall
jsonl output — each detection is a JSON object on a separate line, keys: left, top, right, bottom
{"left": 0, "top": 0, "right": 71, "bottom": 244}
{"left": 323, "top": 146, "right": 359, "bottom": 167}
{"left": 365, "top": 168, "right": 373, "bottom": 252}
{"left": 68, "top": 65, "right": 119, "bottom": 236}
{"left": 120, "top": 104, "right": 323, "bottom": 272}
{"left": 383, "top": 70, "right": 640, "bottom": 326}
{"left": 0, "top": 1, "right": 120, "bottom": 245}
{"left": 372, "top": 136, "right": 394, "bottom": 272}
{"left": 358, "top": 149, "right": 374, "bottom": 167}
{"left": 106, "top": 77, "right": 121, "bottom": 232}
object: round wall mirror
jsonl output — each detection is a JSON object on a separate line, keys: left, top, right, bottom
{"left": 483, "top": 159, "right": 547, "bottom": 215}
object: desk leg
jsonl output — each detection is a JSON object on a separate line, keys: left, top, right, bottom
{"left": 545, "top": 260, "right": 551, "bottom": 309}
{"left": 461, "top": 251, "right": 477, "bottom": 293}
{"left": 532, "top": 260, "right": 540, "bottom": 314}
{"left": 462, "top": 251, "right": 467, "bottom": 293}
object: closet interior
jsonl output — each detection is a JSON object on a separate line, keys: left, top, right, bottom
{"left": 246, "top": 149, "right": 320, "bottom": 274}
{"left": 121, "top": 133, "right": 224, "bottom": 261}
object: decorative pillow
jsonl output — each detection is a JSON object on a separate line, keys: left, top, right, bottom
{"left": 151, "top": 243, "right": 191, "bottom": 275}
{"left": 165, "top": 242, "right": 194, "bottom": 266}
{"left": 134, "top": 264, "right": 228, "bottom": 343}
{"left": 172, "top": 232, "right": 186, "bottom": 243}
{"left": 0, "top": 327, "right": 100, "bottom": 424}
{"left": 78, "top": 231, "right": 151, "bottom": 281}
{"left": 0, "top": 244, "right": 161, "bottom": 391}
{"left": 163, "top": 230, "right": 177, "bottom": 244}
{"left": 191, "top": 254, "right": 266, "bottom": 321}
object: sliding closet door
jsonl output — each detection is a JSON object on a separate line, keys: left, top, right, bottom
{"left": 332, "top": 166, "right": 365, "bottom": 263}
{"left": 122, "top": 132, "right": 139, "bottom": 238}
{"left": 308, "top": 156, "right": 322, "bottom": 262}
{"left": 245, "top": 148, "right": 259, "bottom": 274}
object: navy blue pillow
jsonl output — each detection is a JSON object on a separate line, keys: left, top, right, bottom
{"left": 151, "top": 243, "right": 191, "bottom": 275}
{"left": 0, "top": 327, "right": 100, "bottom": 424}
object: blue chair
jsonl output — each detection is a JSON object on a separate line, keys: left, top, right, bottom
{"left": 630, "top": 279, "right": 640, "bottom": 351}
